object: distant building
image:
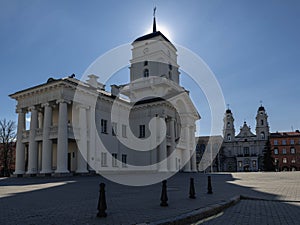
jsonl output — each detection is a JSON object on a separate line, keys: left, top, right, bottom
{"left": 196, "top": 105, "right": 270, "bottom": 172}
{"left": 270, "top": 131, "right": 300, "bottom": 171}
{"left": 196, "top": 135, "right": 223, "bottom": 172}
{"left": 220, "top": 105, "right": 269, "bottom": 172}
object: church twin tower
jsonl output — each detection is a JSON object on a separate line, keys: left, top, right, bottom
{"left": 223, "top": 105, "right": 270, "bottom": 142}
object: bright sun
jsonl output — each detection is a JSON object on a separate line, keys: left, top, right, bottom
{"left": 146, "top": 24, "right": 172, "bottom": 40}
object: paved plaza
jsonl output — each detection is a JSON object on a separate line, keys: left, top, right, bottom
{"left": 1, "top": 172, "right": 300, "bottom": 225}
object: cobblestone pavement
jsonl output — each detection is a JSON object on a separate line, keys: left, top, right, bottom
{"left": 1, "top": 172, "right": 300, "bottom": 225}
{"left": 198, "top": 200, "right": 300, "bottom": 225}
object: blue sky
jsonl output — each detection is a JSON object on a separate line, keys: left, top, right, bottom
{"left": 1, "top": 0, "right": 300, "bottom": 136}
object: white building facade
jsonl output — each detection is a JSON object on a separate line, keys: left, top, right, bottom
{"left": 10, "top": 17, "right": 200, "bottom": 176}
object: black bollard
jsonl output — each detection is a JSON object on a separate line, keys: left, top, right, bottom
{"left": 97, "top": 183, "right": 107, "bottom": 217}
{"left": 160, "top": 180, "right": 168, "bottom": 207}
{"left": 189, "top": 177, "right": 196, "bottom": 199}
{"left": 207, "top": 176, "right": 213, "bottom": 194}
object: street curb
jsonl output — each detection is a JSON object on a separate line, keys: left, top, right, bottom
{"left": 143, "top": 195, "right": 241, "bottom": 225}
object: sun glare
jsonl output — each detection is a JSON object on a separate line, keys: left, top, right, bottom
{"left": 146, "top": 24, "right": 173, "bottom": 40}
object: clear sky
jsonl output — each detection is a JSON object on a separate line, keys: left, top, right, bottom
{"left": 1, "top": 0, "right": 300, "bottom": 136}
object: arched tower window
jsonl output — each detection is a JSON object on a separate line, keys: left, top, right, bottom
{"left": 260, "top": 132, "right": 265, "bottom": 140}
{"left": 143, "top": 69, "right": 149, "bottom": 77}
{"left": 227, "top": 134, "right": 231, "bottom": 141}
{"left": 261, "top": 119, "right": 264, "bottom": 126}
{"left": 227, "top": 122, "right": 231, "bottom": 128}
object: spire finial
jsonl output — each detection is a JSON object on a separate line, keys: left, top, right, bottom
{"left": 259, "top": 100, "right": 263, "bottom": 106}
{"left": 227, "top": 103, "right": 230, "bottom": 109}
{"left": 153, "top": 6, "right": 157, "bottom": 33}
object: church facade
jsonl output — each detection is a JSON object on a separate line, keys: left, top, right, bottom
{"left": 220, "top": 106, "right": 269, "bottom": 172}
{"left": 10, "top": 17, "right": 199, "bottom": 176}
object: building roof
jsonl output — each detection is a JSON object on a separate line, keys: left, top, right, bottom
{"left": 270, "top": 131, "right": 300, "bottom": 137}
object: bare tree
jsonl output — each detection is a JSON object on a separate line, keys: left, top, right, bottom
{"left": 0, "top": 119, "right": 16, "bottom": 176}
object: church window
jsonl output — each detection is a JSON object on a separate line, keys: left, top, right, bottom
{"left": 169, "top": 63, "right": 172, "bottom": 70}
{"left": 244, "top": 147, "right": 249, "bottom": 155}
{"left": 112, "top": 122, "right": 117, "bottom": 136}
{"left": 238, "top": 161, "right": 242, "bottom": 168}
{"left": 282, "top": 148, "right": 287, "bottom": 154}
{"left": 274, "top": 148, "right": 278, "bottom": 155}
{"left": 261, "top": 119, "right": 264, "bottom": 126}
{"left": 101, "top": 119, "right": 108, "bottom": 134}
{"left": 139, "top": 124, "right": 146, "bottom": 138}
{"left": 122, "top": 154, "right": 127, "bottom": 167}
{"left": 227, "top": 122, "right": 230, "bottom": 128}
{"left": 144, "top": 69, "right": 149, "bottom": 77}
{"left": 144, "top": 61, "right": 148, "bottom": 66}
{"left": 227, "top": 134, "right": 231, "bottom": 141}
{"left": 260, "top": 132, "right": 265, "bottom": 140}
{"left": 122, "top": 124, "right": 127, "bottom": 138}
{"left": 101, "top": 152, "right": 107, "bottom": 167}
{"left": 112, "top": 153, "right": 118, "bottom": 167}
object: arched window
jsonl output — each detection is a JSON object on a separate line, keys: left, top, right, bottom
{"left": 143, "top": 69, "right": 149, "bottom": 77}
{"left": 227, "top": 134, "right": 231, "bottom": 141}
{"left": 260, "top": 132, "right": 265, "bottom": 139}
{"left": 227, "top": 122, "right": 230, "bottom": 128}
{"left": 261, "top": 119, "right": 264, "bottom": 126}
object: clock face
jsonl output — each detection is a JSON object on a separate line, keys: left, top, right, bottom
{"left": 143, "top": 48, "right": 149, "bottom": 54}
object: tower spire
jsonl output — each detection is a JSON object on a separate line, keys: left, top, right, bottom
{"left": 153, "top": 6, "right": 157, "bottom": 33}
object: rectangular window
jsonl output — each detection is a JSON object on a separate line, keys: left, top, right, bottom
{"left": 101, "top": 152, "right": 107, "bottom": 167}
{"left": 139, "top": 124, "right": 146, "bottom": 138}
{"left": 238, "top": 161, "right": 242, "bottom": 168}
{"left": 252, "top": 160, "right": 257, "bottom": 168}
{"left": 122, "top": 124, "right": 127, "bottom": 138}
{"left": 274, "top": 140, "right": 278, "bottom": 145}
{"left": 292, "top": 159, "right": 296, "bottom": 164}
{"left": 283, "top": 158, "right": 287, "bottom": 164}
{"left": 101, "top": 119, "right": 108, "bottom": 134}
{"left": 112, "top": 122, "right": 117, "bottom": 136}
{"left": 243, "top": 147, "right": 249, "bottom": 156}
{"left": 291, "top": 147, "right": 296, "bottom": 154}
{"left": 282, "top": 140, "right": 286, "bottom": 145}
{"left": 112, "top": 153, "right": 118, "bottom": 167}
{"left": 274, "top": 148, "right": 279, "bottom": 155}
{"left": 290, "top": 139, "right": 295, "bottom": 145}
{"left": 282, "top": 148, "right": 287, "bottom": 155}
{"left": 122, "top": 154, "right": 127, "bottom": 167}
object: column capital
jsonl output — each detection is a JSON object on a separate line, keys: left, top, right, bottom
{"left": 28, "top": 106, "right": 37, "bottom": 111}
{"left": 76, "top": 104, "right": 90, "bottom": 110}
{"left": 56, "top": 99, "right": 71, "bottom": 105}
{"left": 41, "top": 102, "right": 51, "bottom": 108}
{"left": 16, "top": 108, "right": 25, "bottom": 114}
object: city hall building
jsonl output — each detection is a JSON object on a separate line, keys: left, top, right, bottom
{"left": 10, "top": 16, "right": 199, "bottom": 176}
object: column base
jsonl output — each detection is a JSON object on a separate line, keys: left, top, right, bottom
{"left": 13, "top": 170, "right": 25, "bottom": 175}
{"left": 75, "top": 170, "right": 89, "bottom": 174}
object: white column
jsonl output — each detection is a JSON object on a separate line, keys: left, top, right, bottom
{"left": 41, "top": 103, "right": 53, "bottom": 174}
{"left": 190, "top": 126, "right": 197, "bottom": 172}
{"left": 183, "top": 125, "right": 191, "bottom": 172}
{"left": 14, "top": 108, "right": 26, "bottom": 175}
{"left": 55, "top": 100, "right": 69, "bottom": 173}
{"left": 76, "top": 105, "right": 88, "bottom": 173}
{"left": 168, "top": 118, "right": 177, "bottom": 172}
{"left": 158, "top": 116, "right": 167, "bottom": 172}
{"left": 89, "top": 106, "right": 96, "bottom": 170}
{"left": 27, "top": 106, "right": 38, "bottom": 174}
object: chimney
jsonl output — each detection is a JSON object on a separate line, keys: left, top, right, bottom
{"left": 87, "top": 74, "right": 105, "bottom": 90}
{"left": 111, "top": 85, "right": 120, "bottom": 97}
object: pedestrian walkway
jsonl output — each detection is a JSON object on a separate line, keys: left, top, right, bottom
{"left": 0, "top": 172, "right": 300, "bottom": 225}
